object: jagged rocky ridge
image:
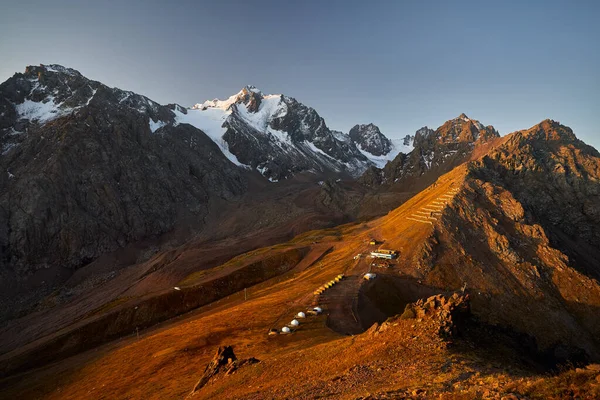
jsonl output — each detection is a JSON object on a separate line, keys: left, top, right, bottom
{"left": 1, "top": 66, "right": 408, "bottom": 185}
{"left": 360, "top": 113, "right": 499, "bottom": 185}
{"left": 421, "top": 120, "right": 600, "bottom": 360}
{"left": 349, "top": 123, "right": 392, "bottom": 156}
{"left": 176, "top": 86, "right": 410, "bottom": 181}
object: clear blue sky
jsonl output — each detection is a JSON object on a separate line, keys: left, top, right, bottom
{"left": 1, "top": 0, "right": 599, "bottom": 147}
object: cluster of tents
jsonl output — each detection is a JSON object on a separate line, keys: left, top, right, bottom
{"left": 268, "top": 274, "right": 347, "bottom": 336}
{"left": 313, "top": 274, "right": 344, "bottom": 296}
{"left": 269, "top": 307, "right": 323, "bottom": 335}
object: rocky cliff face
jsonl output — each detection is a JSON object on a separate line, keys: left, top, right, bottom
{"left": 470, "top": 119, "right": 600, "bottom": 278}
{"left": 360, "top": 114, "right": 499, "bottom": 186}
{"left": 0, "top": 65, "right": 247, "bottom": 320}
{"left": 349, "top": 123, "right": 392, "bottom": 156}
{"left": 224, "top": 88, "right": 371, "bottom": 180}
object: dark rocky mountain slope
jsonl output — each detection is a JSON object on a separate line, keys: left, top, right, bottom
{"left": 0, "top": 65, "right": 248, "bottom": 320}
{"left": 412, "top": 120, "right": 600, "bottom": 360}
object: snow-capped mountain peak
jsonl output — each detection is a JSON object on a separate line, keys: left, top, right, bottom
{"left": 179, "top": 87, "right": 379, "bottom": 180}
{"left": 193, "top": 85, "right": 278, "bottom": 113}
{"left": 243, "top": 84, "right": 261, "bottom": 93}
{"left": 1, "top": 65, "right": 411, "bottom": 182}
{"left": 454, "top": 113, "right": 485, "bottom": 131}
{"left": 40, "top": 64, "right": 82, "bottom": 77}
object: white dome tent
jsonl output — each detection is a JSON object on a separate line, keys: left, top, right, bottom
{"left": 313, "top": 307, "right": 323, "bottom": 314}
{"left": 281, "top": 326, "right": 291, "bottom": 334}
{"left": 364, "top": 273, "right": 377, "bottom": 280}
{"left": 297, "top": 312, "right": 306, "bottom": 318}
{"left": 290, "top": 319, "right": 300, "bottom": 327}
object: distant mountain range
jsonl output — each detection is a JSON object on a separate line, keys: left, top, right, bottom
{"left": 0, "top": 64, "right": 510, "bottom": 322}
{"left": 0, "top": 65, "right": 413, "bottom": 183}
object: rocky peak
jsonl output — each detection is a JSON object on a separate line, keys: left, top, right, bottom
{"left": 402, "top": 134, "right": 414, "bottom": 147}
{"left": 0, "top": 64, "right": 102, "bottom": 135}
{"left": 522, "top": 119, "right": 579, "bottom": 143}
{"left": 348, "top": 123, "right": 392, "bottom": 156}
{"left": 5, "top": 64, "right": 92, "bottom": 106}
{"left": 413, "top": 126, "right": 436, "bottom": 148}
{"left": 194, "top": 85, "right": 274, "bottom": 113}
{"left": 484, "top": 120, "right": 600, "bottom": 181}
{"left": 360, "top": 116, "right": 499, "bottom": 186}
{"left": 24, "top": 64, "right": 83, "bottom": 80}
{"left": 184, "top": 86, "right": 371, "bottom": 181}
{"left": 233, "top": 86, "right": 264, "bottom": 113}
{"left": 436, "top": 114, "right": 497, "bottom": 144}
{"left": 1, "top": 64, "right": 175, "bottom": 133}
{"left": 243, "top": 84, "right": 260, "bottom": 93}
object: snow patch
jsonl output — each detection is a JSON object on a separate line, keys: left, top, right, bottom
{"left": 331, "top": 130, "right": 350, "bottom": 143}
{"left": 86, "top": 88, "right": 97, "bottom": 105}
{"left": 149, "top": 118, "right": 167, "bottom": 133}
{"left": 268, "top": 127, "right": 292, "bottom": 148}
{"left": 444, "top": 150, "right": 458, "bottom": 159}
{"left": 422, "top": 152, "right": 434, "bottom": 169}
{"left": 304, "top": 141, "right": 335, "bottom": 160}
{"left": 256, "top": 165, "right": 279, "bottom": 182}
{"left": 235, "top": 95, "right": 287, "bottom": 132}
{"left": 357, "top": 138, "right": 414, "bottom": 169}
{"left": 2, "top": 142, "right": 18, "bottom": 155}
{"left": 43, "top": 64, "right": 78, "bottom": 76}
{"left": 15, "top": 96, "right": 71, "bottom": 123}
{"left": 173, "top": 107, "right": 249, "bottom": 167}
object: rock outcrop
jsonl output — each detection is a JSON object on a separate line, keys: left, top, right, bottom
{"left": 401, "top": 293, "right": 471, "bottom": 338}
{"left": 349, "top": 123, "right": 392, "bottom": 156}
{"left": 188, "top": 346, "right": 259, "bottom": 397}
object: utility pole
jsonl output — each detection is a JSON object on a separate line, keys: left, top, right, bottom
{"left": 136, "top": 327, "right": 139, "bottom": 340}
{"left": 244, "top": 288, "right": 247, "bottom": 301}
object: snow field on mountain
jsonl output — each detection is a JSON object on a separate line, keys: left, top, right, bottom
{"left": 173, "top": 107, "right": 249, "bottom": 167}
{"left": 358, "top": 138, "right": 414, "bottom": 168}
{"left": 15, "top": 96, "right": 70, "bottom": 123}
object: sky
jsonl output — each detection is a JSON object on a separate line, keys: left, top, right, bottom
{"left": 1, "top": 0, "right": 599, "bottom": 147}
